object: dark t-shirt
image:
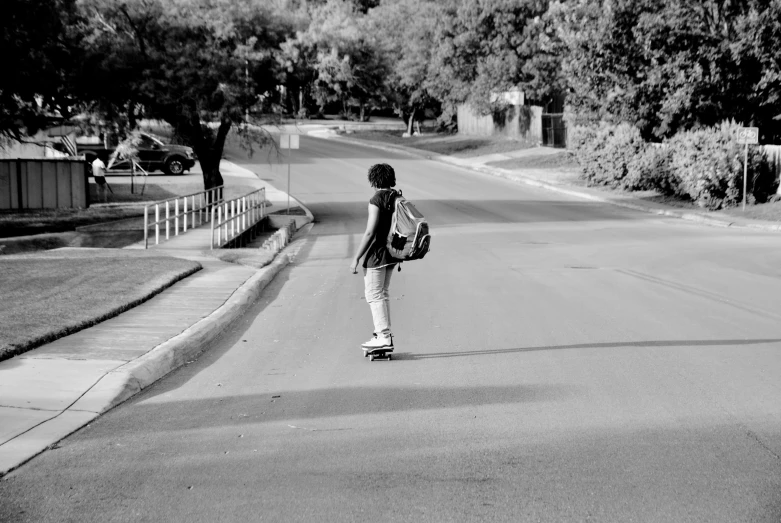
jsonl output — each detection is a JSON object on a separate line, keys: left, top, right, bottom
{"left": 363, "top": 188, "right": 398, "bottom": 268}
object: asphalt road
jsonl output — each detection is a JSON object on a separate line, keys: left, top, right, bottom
{"left": 2, "top": 136, "right": 781, "bottom": 522}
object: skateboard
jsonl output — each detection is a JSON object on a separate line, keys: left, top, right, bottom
{"left": 363, "top": 346, "right": 393, "bottom": 361}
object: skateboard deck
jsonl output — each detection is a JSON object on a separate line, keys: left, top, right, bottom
{"left": 363, "top": 346, "right": 393, "bottom": 361}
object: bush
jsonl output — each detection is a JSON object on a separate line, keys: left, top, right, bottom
{"left": 570, "top": 123, "right": 650, "bottom": 190}
{"left": 635, "top": 144, "right": 676, "bottom": 196}
{"left": 668, "top": 121, "right": 776, "bottom": 209}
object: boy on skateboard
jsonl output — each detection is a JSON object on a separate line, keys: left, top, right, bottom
{"left": 350, "top": 163, "right": 399, "bottom": 353}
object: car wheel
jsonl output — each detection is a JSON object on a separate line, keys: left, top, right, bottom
{"left": 164, "top": 157, "right": 185, "bottom": 176}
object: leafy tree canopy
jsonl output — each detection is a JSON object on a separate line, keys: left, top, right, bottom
{"left": 559, "top": 0, "right": 781, "bottom": 139}
{"left": 426, "top": 0, "right": 554, "bottom": 115}
{"left": 78, "top": 0, "right": 295, "bottom": 188}
{"left": 0, "top": 0, "right": 82, "bottom": 143}
{"left": 366, "top": 0, "right": 444, "bottom": 131}
{"left": 286, "top": 0, "right": 388, "bottom": 120}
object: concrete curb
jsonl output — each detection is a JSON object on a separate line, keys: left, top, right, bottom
{"left": 328, "top": 134, "right": 781, "bottom": 233}
{"left": 69, "top": 254, "right": 290, "bottom": 415}
{"left": 0, "top": 254, "right": 292, "bottom": 478}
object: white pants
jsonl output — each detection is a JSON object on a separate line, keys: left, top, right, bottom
{"left": 363, "top": 264, "right": 395, "bottom": 337}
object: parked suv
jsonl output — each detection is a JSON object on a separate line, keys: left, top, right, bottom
{"left": 80, "top": 132, "right": 197, "bottom": 176}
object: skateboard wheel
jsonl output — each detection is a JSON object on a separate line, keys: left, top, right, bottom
{"left": 387, "top": 354, "right": 392, "bottom": 361}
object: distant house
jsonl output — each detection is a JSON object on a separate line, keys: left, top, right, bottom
{"left": 0, "top": 125, "right": 79, "bottom": 160}
{"left": 457, "top": 90, "right": 567, "bottom": 148}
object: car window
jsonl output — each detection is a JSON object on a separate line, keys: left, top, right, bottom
{"left": 141, "top": 133, "right": 165, "bottom": 146}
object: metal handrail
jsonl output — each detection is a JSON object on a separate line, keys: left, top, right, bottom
{"left": 210, "top": 188, "right": 266, "bottom": 249}
{"left": 144, "top": 185, "right": 224, "bottom": 248}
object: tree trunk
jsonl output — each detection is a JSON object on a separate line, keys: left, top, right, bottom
{"left": 169, "top": 110, "right": 231, "bottom": 200}
{"left": 407, "top": 108, "right": 416, "bottom": 136}
{"left": 198, "top": 153, "right": 223, "bottom": 191}
{"left": 127, "top": 100, "right": 137, "bottom": 130}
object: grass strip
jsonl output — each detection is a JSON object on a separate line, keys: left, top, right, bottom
{"left": 487, "top": 152, "right": 580, "bottom": 170}
{"left": 349, "top": 130, "right": 534, "bottom": 157}
{"left": 0, "top": 250, "right": 201, "bottom": 360}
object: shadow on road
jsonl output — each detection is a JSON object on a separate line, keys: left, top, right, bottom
{"left": 394, "top": 338, "right": 781, "bottom": 361}
{"left": 83, "top": 383, "right": 583, "bottom": 434}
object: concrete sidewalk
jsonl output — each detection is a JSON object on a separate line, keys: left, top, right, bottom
{"left": 0, "top": 162, "right": 314, "bottom": 477}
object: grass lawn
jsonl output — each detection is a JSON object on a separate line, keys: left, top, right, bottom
{"left": 0, "top": 249, "right": 201, "bottom": 360}
{"left": 0, "top": 207, "right": 147, "bottom": 237}
{"left": 487, "top": 151, "right": 580, "bottom": 170}
{"left": 350, "top": 130, "right": 534, "bottom": 157}
{"left": 89, "top": 181, "right": 184, "bottom": 203}
{"left": 713, "top": 198, "right": 781, "bottom": 222}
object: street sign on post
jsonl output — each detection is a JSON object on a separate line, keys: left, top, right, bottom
{"left": 279, "top": 134, "right": 300, "bottom": 214}
{"left": 737, "top": 127, "right": 759, "bottom": 145}
{"left": 737, "top": 127, "right": 759, "bottom": 211}
{"left": 279, "top": 134, "right": 300, "bottom": 150}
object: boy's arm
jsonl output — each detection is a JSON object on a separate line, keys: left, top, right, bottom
{"left": 350, "top": 204, "right": 380, "bottom": 274}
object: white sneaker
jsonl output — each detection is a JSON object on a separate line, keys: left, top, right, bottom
{"left": 362, "top": 335, "right": 393, "bottom": 350}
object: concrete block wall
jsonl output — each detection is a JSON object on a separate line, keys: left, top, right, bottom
{"left": 261, "top": 218, "right": 297, "bottom": 253}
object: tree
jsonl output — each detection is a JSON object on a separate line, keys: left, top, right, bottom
{"left": 367, "top": 0, "right": 444, "bottom": 133}
{"left": 0, "top": 0, "right": 82, "bottom": 143}
{"left": 426, "top": 0, "right": 556, "bottom": 118}
{"left": 734, "top": 0, "right": 781, "bottom": 141}
{"left": 79, "top": 0, "right": 294, "bottom": 190}
{"left": 287, "top": 0, "right": 389, "bottom": 121}
{"left": 558, "top": 0, "right": 777, "bottom": 139}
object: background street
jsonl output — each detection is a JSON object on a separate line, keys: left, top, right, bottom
{"left": 2, "top": 136, "right": 780, "bottom": 522}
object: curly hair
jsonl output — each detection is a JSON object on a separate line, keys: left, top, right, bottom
{"left": 367, "top": 163, "right": 396, "bottom": 188}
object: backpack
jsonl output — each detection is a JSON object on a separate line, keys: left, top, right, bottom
{"left": 386, "top": 189, "right": 431, "bottom": 261}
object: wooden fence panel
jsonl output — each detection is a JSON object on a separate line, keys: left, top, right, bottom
{"left": 0, "top": 159, "right": 88, "bottom": 209}
{"left": 25, "top": 162, "right": 41, "bottom": 208}
{"left": 56, "top": 161, "right": 72, "bottom": 207}
{"left": 457, "top": 103, "right": 545, "bottom": 143}
{"left": 70, "top": 162, "right": 88, "bottom": 208}
{"left": 41, "top": 162, "right": 59, "bottom": 208}
{"left": 0, "top": 162, "right": 11, "bottom": 209}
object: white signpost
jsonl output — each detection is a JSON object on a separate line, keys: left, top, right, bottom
{"left": 737, "top": 127, "right": 759, "bottom": 211}
{"left": 279, "top": 134, "right": 300, "bottom": 214}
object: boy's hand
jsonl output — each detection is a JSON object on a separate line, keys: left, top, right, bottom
{"left": 349, "top": 258, "right": 359, "bottom": 274}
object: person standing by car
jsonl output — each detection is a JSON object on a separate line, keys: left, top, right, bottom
{"left": 91, "top": 156, "right": 108, "bottom": 203}
{"left": 350, "top": 163, "right": 400, "bottom": 352}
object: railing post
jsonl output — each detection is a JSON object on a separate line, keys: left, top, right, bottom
{"left": 210, "top": 204, "right": 215, "bottom": 249}
{"left": 183, "top": 196, "right": 188, "bottom": 232}
{"left": 155, "top": 204, "right": 160, "bottom": 245}
{"left": 223, "top": 202, "right": 228, "bottom": 243}
{"left": 217, "top": 205, "right": 222, "bottom": 247}
{"left": 165, "top": 201, "right": 170, "bottom": 239}
{"left": 144, "top": 205, "right": 149, "bottom": 249}
{"left": 174, "top": 198, "right": 179, "bottom": 236}
{"left": 231, "top": 199, "right": 236, "bottom": 239}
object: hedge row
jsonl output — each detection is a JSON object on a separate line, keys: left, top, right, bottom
{"left": 570, "top": 121, "right": 777, "bottom": 210}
